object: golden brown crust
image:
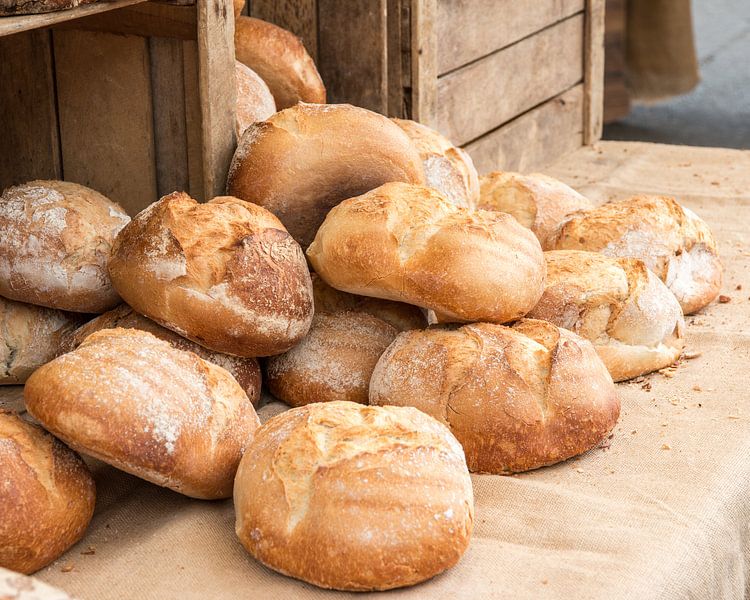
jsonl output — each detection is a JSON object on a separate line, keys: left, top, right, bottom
{"left": 0, "top": 180, "right": 130, "bottom": 313}
{"left": 307, "top": 182, "right": 546, "bottom": 323}
{"left": 547, "top": 195, "right": 722, "bottom": 314}
{"left": 25, "top": 328, "right": 261, "bottom": 499}
{"left": 234, "top": 401, "right": 473, "bottom": 591}
{"left": 0, "top": 567, "right": 76, "bottom": 599}
{"left": 232, "top": 0, "right": 243, "bottom": 19}
{"left": 369, "top": 319, "right": 620, "bottom": 473}
{"left": 108, "top": 193, "right": 314, "bottom": 357}
{"left": 528, "top": 251, "right": 685, "bottom": 381}
{"left": 0, "top": 413, "right": 95, "bottom": 574}
{"left": 235, "top": 61, "right": 276, "bottom": 138}
{"left": 227, "top": 103, "right": 426, "bottom": 248}
{"left": 235, "top": 17, "right": 325, "bottom": 110}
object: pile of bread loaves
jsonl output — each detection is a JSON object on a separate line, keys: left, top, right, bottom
{"left": 0, "top": 14, "right": 723, "bottom": 595}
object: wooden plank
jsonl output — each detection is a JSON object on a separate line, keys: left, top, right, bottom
{"left": 249, "top": 0, "right": 318, "bottom": 63}
{"left": 603, "top": 0, "right": 630, "bottom": 123}
{"left": 53, "top": 30, "right": 157, "bottom": 215}
{"left": 410, "top": 0, "right": 437, "bottom": 128}
{"left": 464, "top": 85, "right": 584, "bottom": 175}
{"left": 0, "top": 30, "right": 61, "bottom": 191}
{"left": 437, "top": 14, "right": 584, "bottom": 146}
{"left": 182, "top": 40, "right": 205, "bottom": 200}
{"left": 386, "top": 0, "right": 404, "bottom": 117}
{"left": 318, "top": 0, "right": 388, "bottom": 113}
{"left": 584, "top": 0, "right": 605, "bottom": 143}
{"left": 437, "top": 0, "right": 584, "bottom": 75}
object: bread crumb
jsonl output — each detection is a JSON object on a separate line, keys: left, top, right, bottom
{"left": 727, "top": 415, "right": 741, "bottom": 420}
{"left": 682, "top": 350, "right": 702, "bottom": 360}
{"left": 692, "top": 384, "right": 702, "bottom": 392}
{"left": 541, "top": 579, "right": 549, "bottom": 585}
{"left": 575, "top": 468, "right": 585, "bottom": 474}
{"left": 718, "top": 295, "right": 731, "bottom": 303}
{"left": 641, "top": 380, "right": 652, "bottom": 391}
{"left": 61, "top": 563, "right": 74, "bottom": 573}
{"left": 661, "top": 444, "right": 671, "bottom": 450}
{"left": 661, "top": 422, "right": 668, "bottom": 427}
{"left": 736, "top": 284, "right": 742, "bottom": 290}
{"left": 630, "top": 430, "right": 637, "bottom": 435}
{"left": 81, "top": 546, "right": 96, "bottom": 556}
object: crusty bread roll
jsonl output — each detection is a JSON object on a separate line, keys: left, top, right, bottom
{"left": 0, "top": 180, "right": 130, "bottom": 313}
{"left": 0, "top": 567, "right": 76, "bottom": 599}
{"left": 547, "top": 195, "right": 722, "bottom": 314}
{"left": 370, "top": 319, "right": 620, "bottom": 473}
{"left": 62, "top": 304, "right": 262, "bottom": 406}
{"left": 227, "top": 103, "right": 426, "bottom": 248}
{"left": 235, "top": 17, "right": 325, "bottom": 110}
{"left": 307, "top": 182, "right": 546, "bottom": 323}
{"left": 234, "top": 401, "right": 473, "bottom": 591}
{"left": 266, "top": 311, "right": 399, "bottom": 407}
{"left": 311, "top": 273, "right": 426, "bottom": 331}
{"left": 1, "top": 297, "right": 85, "bottom": 385}
{"left": 392, "top": 118, "right": 479, "bottom": 209}
{"left": 235, "top": 61, "right": 276, "bottom": 138}
{"left": 478, "top": 171, "right": 593, "bottom": 249}
{"left": 527, "top": 251, "right": 685, "bottom": 381}
{"left": 0, "top": 412, "right": 95, "bottom": 574}
{"left": 25, "top": 328, "right": 261, "bottom": 499}
{"left": 108, "top": 192, "right": 313, "bottom": 357}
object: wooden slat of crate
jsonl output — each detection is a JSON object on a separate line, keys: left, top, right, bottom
{"left": 583, "top": 0, "right": 604, "bottom": 143}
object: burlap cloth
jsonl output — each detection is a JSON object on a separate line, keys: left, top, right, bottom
{"left": 3, "top": 141, "right": 749, "bottom": 599}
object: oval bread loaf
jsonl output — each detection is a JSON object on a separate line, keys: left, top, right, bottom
{"left": 235, "top": 60, "right": 276, "bottom": 138}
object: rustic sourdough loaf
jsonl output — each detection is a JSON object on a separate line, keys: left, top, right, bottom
{"left": 235, "top": 60, "right": 276, "bottom": 138}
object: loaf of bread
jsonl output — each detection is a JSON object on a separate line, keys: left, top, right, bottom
{"left": 62, "top": 304, "right": 262, "bottom": 406}
{"left": 233, "top": 0, "right": 243, "bottom": 18}
{"left": 0, "top": 567, "right": 76, "bottom": 599}
{"left": 108, "top": 193, "right": 313, "bottom": 357}
{"left": 235, "top": 17, "right": 325, "bottom": 110}
{"left": 527, "top": 251, "right": 685, "bottom": 381}
{"left": 478, "top": 171, "right": 593, "bottom": 249}
{"left": 235, "top": 61, "right": 276, "bottom": 138}
{"left": 25, "top": 328, "right": 261, "bottom": 499}
{"left": 307, "top": 182, "right": 546, "bottom": 323}
{"left": 234, "top": 401, "right": 473, "bottom": 590}
{"left": 1, "top": 297, "right": 85, "bottom": 385}
{"left": 547, "top": 195, "right": 722, "bottom": 314}
{"left": 392, "top": 118, "right": 479, "bottom": 209}
{"left": 227, "top": 103, "right": 426, "bottom": 248}
{"left": 370, "top": 319, "right": 620, "bottom": 473}
{"left": 0, "top": 412, "right": 95, "bottom": 574}
{"left": 0, "top": 180, "right": 130, "bottom": 313}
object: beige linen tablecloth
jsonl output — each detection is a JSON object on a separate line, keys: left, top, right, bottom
{"left": 3, "top": 141, "right": 749, "bottom": 599}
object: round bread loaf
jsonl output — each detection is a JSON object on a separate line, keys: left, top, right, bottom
{"left": 527, "top": 251, "right": 685, "bottom": 381}
{"left": 307, "top": 182, "right": 546, "bottom": 323}
{"left": 62, "top": 304, "right": 262, "bottom": 406}
{"left": 234, "top": 401, "right": 473, "bottom": 591}
{"left": 108, "top": 192, "right": 313, "bottom": 357}
{"left": 0, "top": 0, "right": 95, "bottom": 15}
{"left": 370, "top": 319, "right": 620, "bottom": 473}
{"left": 1, "top": 297, "right": 85, "bottom": 385}
{"left": 0, "top": 412, "right": 95, "bottom": 574}
{"left": 266, "top": 311, "right": 399, "bottom": 407}
{"left": 392, "top": 118, "right": 479, "bottom": 209}
{"left": 0, "top": 567, "right": 76, "bottom": 599}
{"left": 233, "top": 0, "right": 243, "bottom": 18}
{"left": 547, "top": 195, "right": 722, "bottom": 314}
{"left": 235, "top": 61, "right": 276, "bottom": 138}
{"left": 235, "top": 17, "right": 325, "bottom": 110}
{"left": 478, "top": 171, "right": 593, "bottom": 249}
{"left": 25, "top": 328, "right": 261, "bottom": 499}
{"left": 0, "top": 180, "right": 130, "bottom": 313}
{"left": 228, "top": 103, "right": 426, "bottom": 248}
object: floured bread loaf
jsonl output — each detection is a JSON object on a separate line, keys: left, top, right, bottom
{"left": 478, "top": 171, "right": 593, "bottom": 249}
{"left": 25, "top": 328, "right": 261, "bottom": 499}
{"left": 547, "top": 195, "right": 722, "bottom": 314}
{"left": 307, "top": 182, "right": 545, "bottom": 323}
{"left": 227, "top": 103, "right": 425, "bottom": 248}
{"left": 108, "top": 193, "right": 314, "bottom": 357}
{"left": 392, "top": 118, "right": 479, "bottom": 208}
{"left": 528, "top": 251, "right": 685, "bottom": 381}
{"left": 235, "top": 61, "right": 276, "bottom": 138}
{"left": 234, "top": 401, "right": 473, "bottom": 591}
{"left": 0, "top": 180, "right": 129, "bottom": 313}
{"left": 370, "top": 319, "right": 620, "bottom": 473}
{"left": 62, "top": 304, "right": 262, "bottom": 406}
{"left": 0, "top": 412, "right": 95, "bottom": 574}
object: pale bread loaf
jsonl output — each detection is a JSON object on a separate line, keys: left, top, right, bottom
{"left": 235, "top": 61, "right": 276, "bottom": 138}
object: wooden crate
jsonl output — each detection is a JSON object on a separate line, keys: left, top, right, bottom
{"left": 0, "top": 0, "right": 236, "bottom": 215}
{"left": 250, "top": 0, "right": 604, "bottom": 174}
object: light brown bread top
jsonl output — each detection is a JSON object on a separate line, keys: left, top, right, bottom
{"left": 25, "top": 328, "right": 261, "bottom": 499}
{"left": 235, "top": 17, "right": 325, "bottom": 110}
{"left": 478, "top": 171, "right": 593, "bottom": 249}
{"left": 235, "top": 61, "right": 276, "bottom": 138}
{"left": 108, "top": 193, "right": 313, "bottom": 357}
{"left": 392, "top": 118, "right": 479, "bottom": 209}
{"left": 234, "top": 401, "right": 473, "bottom": 591}
{"left": 370, "top": 319, "right": 620, "bottom": 474}
{"left": 528, "top": 251, "right": 685, "bottom": 381}
{"left": 227, "top": 103, "right": 425, "bottom": 248}
{"left": 0, "top": 412, "right": 95, "bottom": 574}
{"left": 62, "top": 304, "right": 262, "bottom": 406}
{"left": 0, "top": 180, "right": 130, "bottom": 313}
{"left": 0, "top": 567, "right": 77, "bottom": 599}
{"left": 307, "top": 182, "right": 546, "bottom": 323}
{"left": 547, "top": 195, "right": 722, "bottom": 314}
